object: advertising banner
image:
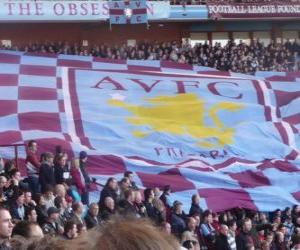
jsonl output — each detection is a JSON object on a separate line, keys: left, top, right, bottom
{"left": 208, "top": 2, "right": 300, "bottom": 19}
{"left": 0, "top": 1, "right": 169, "bottom": 21}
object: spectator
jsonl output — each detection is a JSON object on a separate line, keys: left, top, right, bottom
{"left": 42, "top": 185, "right": 55, "bottom": 210}
{"left": 39, "top": 152, "right": 55, "bottom": 193}
{"left": 63, "top": 221, "right": 78, "bottom": 240}
{"left": 54, "top": 196, "right": 69, "bottom": 229}
{"left": 200, "top": 210, "right": 216, "bottom": 250}
{"left": 160, "top": 185, "right": 172, "bottom": 209}
{"left": 24, "top": 190, "right": 36, "bottom": 211}
{"left": 98, "top": 177, "right": 119, "bottom": 207}
{"left": 25, "top": 207, "right": 38, "bottom": 223}
{"left": 228, "top": 219, "right": 237, "bottom": 250}
{"left": 171, "top": 200, "right": 186, "bottom": 239}
{"left": 54, "top": 154, "right": 67, "bottom": 185}
{"left": 118, "top": 177, "right": 131, "bottom": 201}
{"left": 10, "top": 190, "right": 26, "bottom": 222}
{"left": 93, "top": 217, "right": 180, "bottom": 250}
{"left": 124, "top": 171, "right": 138, "bottom": 190}
{"left": 0, "top": 208, "right": 14, "bottom": 244}
{"left": 79, "top": 151, "right": 91, "bottom": 205}
{"left": 189, "top": 194, "right": 203, "bottom": 217}
{"left": 119, "top": 189, "right": 137, "bottom": 217}
{"left": 34, "top": 193, "right": 48, "bottom": 226}
{"left": 100, "top": 196, "right": 115, "bottom": 221}
{"left": 144, "top": 188, "right": 163, "bottom": 224}
{"left": 215, "top": 224, "right": 231, "bottom": 250}
{"left": 42, "top": 207, "right": 62, "bottom": 237}
{"left": 12, "top": 221, "right": 43, "bottom": 239}
{"left": 84, "top": 203, "right": 100, "bottom": 229}
{"left": 133, "top": 190, "right": 147, "bottom": 218}
{"left": 25, "top": 140, "right": 40, "bottom": 195}
{"left": 71, "top": 202, "right": 85, "bottom": 229}
{"left": 181, "top": 217, "right": 200, "bottom": 249}
{"left": 70, "top": 159, "right": 86, "bottom": 203}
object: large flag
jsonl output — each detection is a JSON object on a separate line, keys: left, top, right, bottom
{"left": 0, "top": 50, "right": 299, "bottom": 212}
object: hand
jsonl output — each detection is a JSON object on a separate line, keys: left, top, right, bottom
{"left": 58, "top": 225, "right": 64, "bottom": 235}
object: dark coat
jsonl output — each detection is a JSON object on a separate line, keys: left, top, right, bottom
{"left": 99, "top": 187, "right": 118, "bottom": 207}
{"left": 189, "top": 203, "right": 203, "bottom": 217}
{"left": 39, "top": 162, "right": 55, "bottom": 192}
{"left": 84, "top": 212, "right": 100, "bottom": 229}
{"left": 215, "top": 234, "right": 231, "bottom": 250}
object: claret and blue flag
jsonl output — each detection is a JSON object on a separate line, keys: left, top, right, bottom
{"left": 0, "top": 50, "right": 299, "bottom": 212}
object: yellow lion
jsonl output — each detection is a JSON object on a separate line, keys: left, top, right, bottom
{"left": 109, "top": 93, "right": 243, "bottom": 148}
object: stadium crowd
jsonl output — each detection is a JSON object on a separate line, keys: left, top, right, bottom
{"left": 0, "top": 140, "right": 299, "bottom": 250}
{"left": 1, "top": 39, "right": 299, "bottom": 74}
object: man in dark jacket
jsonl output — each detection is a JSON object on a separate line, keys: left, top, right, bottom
{"left": 119, "top": 189, "right": 137, "bottom": 217}
{"left": 39, "top": 152, "right": 55, "bottom": 193}
{"left": 189, "top": 194, "right": 203, "bottom": 217}
{"left": 84, "top": 203, "right": 100, "bottom": 229}
{"left": 236, "top": 218, "right": 273, "bottom": 250}
{"left": 215, "top": 224, "right": 231, "bottom": 250}
{"left": 79, "top": 151, "right": 91, "bottom": 205}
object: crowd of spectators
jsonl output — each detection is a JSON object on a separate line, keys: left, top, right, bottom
{"left": 0, "top": 140, "right": 299, "bottom": 250}
{"left": 1, "top": 39, "right": 299, "bottom": 74}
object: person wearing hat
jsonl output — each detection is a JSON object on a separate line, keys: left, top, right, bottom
{"left": 79, "top": 151, "right": 91, "bottom": 205}
{"left": 41, "top": 207, "right": 63, "bottom": 237}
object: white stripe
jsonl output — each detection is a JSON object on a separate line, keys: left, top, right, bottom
{"left": 281, "top": 121, "right": 297, "bottom": 148}
{"left": 61, "top": 67, "right": 81, "bottom": 145}
{"left": 258, "top": 80, "right": 278, "bottom": 122}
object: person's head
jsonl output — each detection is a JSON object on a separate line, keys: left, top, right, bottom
{"left": 144, "top": 188, "right": 154, "bottom": 202}
{"left": 25, "top": 207, "right": 37, "bottom": 223}
{"left": 44, "top": 152, "right": 54, "bottom": 165}
{"left": 203, "top": 210, "right": 213, "bottom": 224}
{"left": 0, "top": 176, "right": 7, "bottom": 189}
{"left": 124, "top": 171, "right": 134, "bottom": 183}
{"left": 43, "top": 184, "right": 54, "bottom": 198}
{"left": 95, "top": 217, "right": 180, "bottom": 250}
{"left": 24, "top": 190, "right": 33, "bottom": 204}
{"left": 64, "top": 221, "right": 78, "bottom": 239}
{"left": 120, "top": 177, "right": 130, "bottom": 190}
{"left": 275, "top": 231, "right": 284, "bottom": 243}
{"left": 266, "top": 232, "right": 274, "bottom": 244}
{"left": 273, "top": 216, "right": 281, "bottom": 225}
{"left": 191, "top": 194, "right": 200, "bottom": 205}
{"left": 187, "top": 217, "right": 197, "bottom": 232}
{"left": 153, "top": 187, "right": 161, "bottom": 198}
{"left": 220, "top": 224, "right": 229, "bottom": 236}
{"left": 106, "top": 177, "right": 118, "bottom": 190}
{"left": 47, "top": 207, "right": 60, "bottom": 222}
{"left": 173, "top": 201, "right": 183, "bottom": 215}
{"left": 54, "top": 196, "right": 67, "bottom": 210}
{"left": 56, "top": 154, "right": 66, "bottom": 168}
{"left": 79, "top": 151, "right": 88, "bottom": 163}
{"left": 228, "top": 219, "right": 237, "bottom": 232}
{"left": 12, "top": 221, "right": 43, "bottom": 239}
{"left": 55, "top": 184, "right": 66, "bottom": 198}
{"left": 261, "top": 240, "right": 270, "bottom": 250}
{"left": 10, "top": 169, "right": 21, "bottom": 181}
{"left": 0, "top": 208, "right": 14, "bottom": 239}
{"left": 4, "top": 161, "right": 16, "bottom": 176}
{"left": 124, "top": 189, "right": 134, "bottom": 203}
{"left": 242, "top": 218, "right": 252, "bottom": 233}
{"left": 72, "top": 202, "right": 84, "bottom": 215}
{"left": 161, "top": 221, "right": 172, "bottom": 235}
{"left": 104, "top": 196, "right": 115, "bottom": 210}
{"left": 28, "top": 140, "right": 38, "bottom": 153}
{"left": 89, "top": 203, "right": 99, "bottom": 217}
{"left": 15, "top": 190, "right": 25, "bottom": 206}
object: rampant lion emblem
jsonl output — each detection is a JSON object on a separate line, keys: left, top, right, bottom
{"left": 109, "top": 93, "right": 243, "bottom": 148}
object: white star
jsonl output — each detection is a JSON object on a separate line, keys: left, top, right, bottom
{"left": 110, "top": 93, "right": 126, "bottom": 101}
